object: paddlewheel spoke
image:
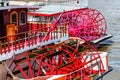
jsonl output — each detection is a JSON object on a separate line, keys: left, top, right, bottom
{"left": 55, "top": 8, "right": 107, "bottom": 41}
{"left": 43, "top": 8, "right": 106, "bottom": 41}
{"left": 6, "top": 37, "right": 105, "bottom": 80}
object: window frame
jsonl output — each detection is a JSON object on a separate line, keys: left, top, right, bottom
{"left": 20, "top": 11, "right": 26, "bottom": 25}
{"left": 10, "top": 11, "right": 18, "bottom": 26}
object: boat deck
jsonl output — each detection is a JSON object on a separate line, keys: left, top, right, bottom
{"left": 0, "top": 30, "right": 68, "bottom": 61}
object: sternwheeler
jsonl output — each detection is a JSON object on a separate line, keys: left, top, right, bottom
{"left": 0, "top": 0, "right": 112, "bottom": 80}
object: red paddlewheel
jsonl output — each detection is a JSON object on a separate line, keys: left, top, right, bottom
{"left": 36, "top": 43, "right": 82, "bottom": 75}
{"left": 6, "top": 52, "right": 57, "bottom": 79}
{"left": 6, "top": 38, "right": 105, "bottom": 80}
{"left": 38, "top": 37, "right": 105, "bottom": 79}
{"left": 55, "top": 8, "right": 107, "bottom": 41}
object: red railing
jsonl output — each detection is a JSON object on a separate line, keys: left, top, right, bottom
{"left": 0, "top": 22, "right": 68, "bottom": 55}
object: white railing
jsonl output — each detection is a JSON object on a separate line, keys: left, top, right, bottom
{"left": 0, "top": 23, "right": 68, "bottom": 61}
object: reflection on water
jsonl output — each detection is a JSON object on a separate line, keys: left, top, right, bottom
{"left": 89, "top": 0, "right": 120, "bottom": 72}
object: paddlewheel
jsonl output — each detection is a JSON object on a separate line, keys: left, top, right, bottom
{"left": 6, "top": 37, "right": 105, "bottom": 80}
{"left": 58, "top": 8, "right": 107, "bottom": 41}
{"left": 27, "top": 8, "right": 107, "bottom": 43}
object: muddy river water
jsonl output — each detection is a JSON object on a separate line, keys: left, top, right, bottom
{"left": 89, "top": 0, "right": 120, "bottom": 80}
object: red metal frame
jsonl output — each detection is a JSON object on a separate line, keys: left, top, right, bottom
{"left": 6, "top": 37, "right": 105, "bottom": 80}
{"left": 4, "top": 7, "right": 107, "bottom": 80}
{"left": 38, "top": 8, "right": 107, "bottom": 41}
{"left": 57, "top": 8, "right": 107, "bottom": 41}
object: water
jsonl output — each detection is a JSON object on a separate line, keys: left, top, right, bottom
{"left": 89, "top": 0, "right": 120, "bottom": 79}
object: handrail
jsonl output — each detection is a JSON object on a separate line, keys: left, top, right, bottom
{"left": 0, "top": 22, "right": 68, "bottom": 55}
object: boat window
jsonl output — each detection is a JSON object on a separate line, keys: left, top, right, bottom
{"left": 20, "top": 11, "right": 26, "bottom": 24}
{"left": 11, "top": 13, "right": 17, "bottom": 25}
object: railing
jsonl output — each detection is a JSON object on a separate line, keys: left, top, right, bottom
{"left": 0, "top": 22, "right": 68, "bottom": 61}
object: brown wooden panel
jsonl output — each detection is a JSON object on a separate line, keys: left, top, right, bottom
{"left": 6, "top": 24, "right": 16, "bottom": 42}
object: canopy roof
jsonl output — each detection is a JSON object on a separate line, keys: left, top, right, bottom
{"left": 28, "top": 0, "right": 88, "bottom": 16}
